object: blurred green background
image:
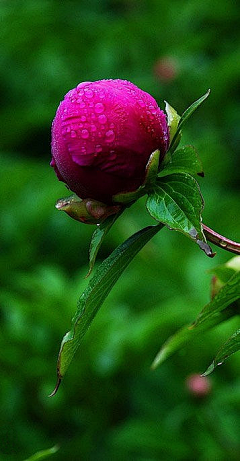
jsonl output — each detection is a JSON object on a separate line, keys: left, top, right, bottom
{"left": 1, "top": 1, "right": 240, "bottom": 460}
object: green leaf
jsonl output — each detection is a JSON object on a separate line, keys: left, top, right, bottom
{"left": 23, "top": 446, "right": 59, "bottom": 461}
{"left": 87, "top": 210, "right": 124, "bottom": 277}
{"left": 52, "top": 223, "right": 163, "bottom": 393}
{"left": 194, "top": 271, "right": 240, "bottom": 327}
{"left": 203, "top": 329, "right": 240, "bottom": 376}
{"left": 146, "top": 173, "right": 213, "bottom": 256}
{"left": 158, "top": 145, "right": 204, "bottom": 178}
{"left": 152, "top": 255, "right": 240, "bottom": 369}
{"left": 151, "top": 305, "right": 237, "bottom": 370}
{"left": 169, "top": 90, "right": 210, "bottom": 154}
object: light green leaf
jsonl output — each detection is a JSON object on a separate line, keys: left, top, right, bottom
{"left": 169, "top": 90, "right": 210, "bottom": 154}
{"left": 23, "top": 446, "right": 59, "bottom": 461}
{"left": 165, "top": 101, "right": 181, "bottom": 143}
{"left": 203, "top": 329, "right": 240, "bottom": 376}
{"left": 158, "top": 145, "right": 204, "bottom": 178}
{"left": 87, "top": 210, "right": 124, "bottom": 277}
{"left": 146, "top": 173, "right": 213, "bottom": 256}
{"left": 52, "top": 223, "right": 163, "bottom": 393}
{"left": 194, "top": 271, "right": 240, "bottom": 327}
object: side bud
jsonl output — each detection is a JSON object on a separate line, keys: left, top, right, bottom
{"left": 56, "top": 195, "right": 121, "bottom": 224}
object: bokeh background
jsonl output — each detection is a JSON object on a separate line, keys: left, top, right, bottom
{"left": 1, "top": 1, "right": 240, "bottom": 460}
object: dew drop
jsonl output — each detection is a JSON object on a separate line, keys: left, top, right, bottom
{"left": 81, "top": 147, "right": 86, "bottom": 154}
{"left": 95, "top": 103, "right": 105, "bottom": 114}
{"left": 71, "top": 130, "right": 77, "bottom": 138}
{"left": 95, "top": 144, "right": 102, "bottom": 153}
{"left": 138, "top": 99, "right": 145, "bottom": 108}
{"left": 89, "top": 102, "right": 94, "bottom": 108}
{"left": 78, "top": 101, "right": 86, "bottom": 108}
{"left": 109, "top": 123, "right": 115, "bottom": 129}
{"left": 90, "top": 124, "right": 97, "bottom": 132}
{"left": 105, "top": 130, "right": 115, "bottom": 143}
{"left": 85, "top": 89, "right": 94, "bottom": 99}
{"left": 81, "top": 129, "right": 89, "bottom": 139}
{"left": 80, "top": 115, "right": 86, "bottom": 122}
{"left": 98, "top": 114, "right": 107, "bottom": 124}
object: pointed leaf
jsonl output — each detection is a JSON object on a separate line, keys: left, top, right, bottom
{"left": 55, "top": 223, "right": 164, "bottom": 386}
{"left": 165, "top": 101, "right": 181, "bottom": 143}
{"left": 151, "top": 303, "right": 237, "bottom": 369}
{"left": 23, "top": 446, "right": 59, "bottom": 461}
{"left": 87, "top": 209, "right": 124, "bottom": 277}
{"left": 158, "top": 145, "right": 204, "bottom": 178}
{"left": 203, "top": 329, "right": 240, "bottom": 376}
{"left": 194, "top": 271, "right": 240, "bottom": 327}
{"left": 146, "top": 174, "right": 213, "bottom": 256}
{"left": 169, "top": 90, "right": 210, "bottom": 154}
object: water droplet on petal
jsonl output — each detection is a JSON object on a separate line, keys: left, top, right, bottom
{"left": 85, "top": 89, "right": 94, "bottom": 99}
{"left": 80, "top": 115, "right": 86, "bottom": 122}
{"left": 90, "top": 124, "right": 97, "bottom": 132}
{"left": 98, "top": 114, "right": 107, "bottom": 124}
{"left": 71, "top": 130, "right": 77, "bottom": 138}
{"left": 95, "top": 144, "right": 102, "bottom": 153}
{"left": 105, "top": 130, "right": 115, "bottom": 143}
{"left": 81, "top": 129, "right": 89, "bottom": 139}
{"left": 95, "top": 103, "right": 105, "bottom": 114}
{"left": 138, "top": 99, "right": 145, "bottom": 108}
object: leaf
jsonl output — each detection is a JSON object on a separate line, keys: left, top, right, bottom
{"left": 23, "top": 446, "right": 59, "bottom": 461}
{"left": 87, "top": 209, "right": 124, "bottom": 277}
{"left": 51, "top": 223, "right": 164, "bottom": 393}
{"left": 152, "top": 262, "right": 240, "bottom": 369}
{"left": 158, "top": 145, "right": 204, "bottom": 178}
{"left": 151, "top": 305, "right": 236, "bottom": 370}
{"left": 194, "top": 271, "right": 240, "bottom": 327}
{"left": 169, "top": 90, "right": 210, "bottom": 154}
{"left": 203, "top": 329, "right": 240, "bottom": 376}
{"left": 146, "top": 173, "right": 213, "bottom": 256}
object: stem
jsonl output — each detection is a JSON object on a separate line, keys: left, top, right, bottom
{"left": 203, "top": 224, "right": 240, "bottom": 255}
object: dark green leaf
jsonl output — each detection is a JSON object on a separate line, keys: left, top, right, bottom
{"left": 158, "top": 145, "right": 204, "bottom": 178}
{"left": 87, "top": 210, "right": 124, "bottom": 277}
{"left": 151, "top": 303, "right": 237, "bottom": 370}
{"left": 53, "top": 223, "right": 163, "bottom": 390}
{"left": 146, "top": 173, "right": 212, "bottom": 255}
{"left": 169, "top": 90, "right": 210, "bottom": 154}
{"left": 203, "top": 329, "right": 240, "bottom": 376}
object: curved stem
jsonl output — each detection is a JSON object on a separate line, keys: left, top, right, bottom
{"left": 203, "top": 224, "right": 240, "bottom": 255}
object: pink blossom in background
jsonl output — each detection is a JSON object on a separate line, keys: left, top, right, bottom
{"left": 51, "top": 79, "right": 169, "bottom": 204}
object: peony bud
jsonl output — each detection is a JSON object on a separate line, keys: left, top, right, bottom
{"left": 51, "top": 79, "right": 169, "bottom": 204}
{"left": 186, "top": 374, "right": 212, "bottom": 398}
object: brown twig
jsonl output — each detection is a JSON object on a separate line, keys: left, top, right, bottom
{"left": 203, "top": 224, "right": 240, "bottom": 255}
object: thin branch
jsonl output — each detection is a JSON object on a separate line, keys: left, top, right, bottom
{"left": 203, "top": 224, "right": 240, "bottom": 255}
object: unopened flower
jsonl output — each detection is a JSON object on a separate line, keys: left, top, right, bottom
{"left": 186, "top": 374, "right": 212, "bottom": 398}
{"left": 51, "top": 79, "right": 169, "bottom": 204}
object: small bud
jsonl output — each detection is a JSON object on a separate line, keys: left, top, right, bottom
{"left": 186, "top": 374, "right": 212, "bottom": 398}
{"left": 56, "top": 195, "right": 121, "bottom": 224}
{"left": 51, "top": 79, "right": 169, "bottom": 205}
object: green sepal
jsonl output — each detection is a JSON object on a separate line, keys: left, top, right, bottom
{"left": 158, "top": 145, "right": 204, "bottom": 178}
{"left": 169, "top": 90, "right": 210, "bottom": 154}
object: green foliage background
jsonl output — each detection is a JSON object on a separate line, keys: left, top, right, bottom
{"left": 1, "top": 0, "right": 239, "bottom": 459}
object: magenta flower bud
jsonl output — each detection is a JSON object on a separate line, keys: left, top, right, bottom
{"left": 51, "top": 79, "right": 169, "bottom": 204}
